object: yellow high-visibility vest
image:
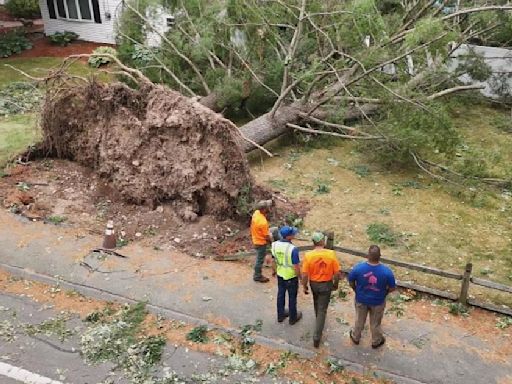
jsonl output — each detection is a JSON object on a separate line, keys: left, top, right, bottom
{"left": 272, "top": 241, "right": 297, "bottom": 280}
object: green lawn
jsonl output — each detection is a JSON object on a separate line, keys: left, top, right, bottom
{"left": 251, "top": 105, "right": 512, "bottom": 307}
{"left": 0, "top": 114, "right": 39, "bottom": 166}
{"left": 0, "top": 57, "right": 109, "bottom": 166}
{"left": 0, "top": 57, "right": 108, "bottom": 87}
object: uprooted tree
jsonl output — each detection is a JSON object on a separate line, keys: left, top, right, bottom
{"left": 114, "top": 0, "right": 512, "bottom": 182}
{"left": 27, "top": 0, "right": 512, "bottom": 220}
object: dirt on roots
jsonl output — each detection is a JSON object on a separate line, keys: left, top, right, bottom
{"left": 39, "top": 81, "right": 252, "bottom": 221}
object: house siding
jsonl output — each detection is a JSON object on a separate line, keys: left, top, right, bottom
{"left": 38, "top": 0, "right": 122, "bottom": 44}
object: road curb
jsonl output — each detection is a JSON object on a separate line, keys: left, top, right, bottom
{"left": 0, "top": 261, "right": 427, "bottom": 384}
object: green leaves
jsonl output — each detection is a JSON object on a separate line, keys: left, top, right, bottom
{"left": 0, "top": 30, "right": 32, "bottom": 58}
{"left": 186, "top": 325, "right": 209, "bottom": 343}
{"left": 48, "top": 31, "right": 79, "bottom": 47}
{"left": 5, "top": 0, "right": 40, "bottom": 18}
{"left": 366, "top": 222, "right": 400, "bottom": 246}
{"left": 88, "top": 47, "right": 118, "bottom": 68}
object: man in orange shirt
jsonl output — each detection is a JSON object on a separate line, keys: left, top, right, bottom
{"left": 302, "top": 231, "right": 342, "bottom": 348}
{"left": 251, "top": 200, "right": 273, "bottom": 283}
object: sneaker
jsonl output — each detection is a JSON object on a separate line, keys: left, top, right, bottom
{"left": 349, "top": 330, "right": 360, "bottom": 345}
{"left": 253, "top": 276, "right": 270, "bottom": 283}
{"left": 277, "top": 310, "right": 289, "bottom": 323}
{"left": 371, "top": 337, "right": 386, "bottom": 349}
{"left": 313, "top": 339, "right": 320, "bottom": 348}
{"left": 289, "top": 311, "right": 302, "bottom": 325}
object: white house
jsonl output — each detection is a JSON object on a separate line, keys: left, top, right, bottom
{"left": 38, "top": 0, "right": 122, "bottom": 44}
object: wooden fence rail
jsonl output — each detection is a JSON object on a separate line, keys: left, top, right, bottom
{"left": 215, "top": 235, "right": 512, "bottom": 317}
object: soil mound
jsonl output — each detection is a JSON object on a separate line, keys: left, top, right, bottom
{"left": 39, "top": 82, "right": 252, "bottom": 220}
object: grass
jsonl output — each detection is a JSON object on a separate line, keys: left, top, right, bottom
{"left": 0, "top": 57, "right": 107, "bottom": 87}
{"left": 0, "top": 58, "right": 109, "bottom": 167}
{"left": 366, "top": 223, "right": 400, "bottom": 247}
{"left": 186, "top": 325, "right": 209, "bottom": 343}
{"left": 0, "top": 114, "right": 39, "bottom": 166}
{"left": 250, "top": 104, "right": 512, "bottom": 307}
{"left": 46, "top": 215, "right": 67, "bottom": 225}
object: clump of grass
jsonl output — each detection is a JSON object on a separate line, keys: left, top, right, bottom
{"left": 315, "top": 183, "right": 331, "bottom": 195}
{"left": 351, "top": 164, "right": 371, "bottom": 177}
{"left": 186, "top": 325, "right": 209, "bottom": 343}
{"left": 46, "top": 215, "right": 67, "bottom": 225}
{"left": 448, "top": 302, "right": 469, "bottom": 316}
{"left": 386, "top": 293, "right": 413, "bottom": 318}
{"left": 496, "top": 316, "right": 512, "bottom": 329}
{"left": 366, "top": 222, "right": 400, "bottom": 246}
{"left": 116, "top": 238, "right": 129, "bottom": 248}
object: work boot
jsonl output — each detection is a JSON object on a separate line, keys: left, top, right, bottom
{"left": 371, "top": 337, "right": 386, "bottom": 349}
{"left": 253, "top": 276, "right": 270, "bottom": 283}
{"left": 277, "top": 310, "right": 289, "bottom": 323}
{"left": 349, "top": 330, "right": 360, "bottom": 345}
{"left": 289, "top": 311, "right": 302, "bottom": 325}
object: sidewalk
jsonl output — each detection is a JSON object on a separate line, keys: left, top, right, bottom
{"left": 0, "top": 210, "right": 510, "bottom": 384}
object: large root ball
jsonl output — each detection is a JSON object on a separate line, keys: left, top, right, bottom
{"left": 40, "top": 82, "right": 252, "bottom": 220}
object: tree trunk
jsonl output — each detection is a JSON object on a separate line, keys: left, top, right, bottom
{"left": 239, "top": 102, "right": 379, "bottom": 152}
{"left": 199, "top": 93, "right": 222, "bottom": 112}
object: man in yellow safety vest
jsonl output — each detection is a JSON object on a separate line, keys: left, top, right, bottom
{"left": 271, "top": 226, "right": 302, "bottom": 324}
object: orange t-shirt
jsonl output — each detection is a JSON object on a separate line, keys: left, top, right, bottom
{"left": 302, "top": 249, "right": 340, "bottom": 282}
{"left": 251, "top": 210, "right": 269, "bottom": 246}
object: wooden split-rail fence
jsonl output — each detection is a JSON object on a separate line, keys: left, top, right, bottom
{"left": 215, "top": 232, "right": 512, "bottom": 317}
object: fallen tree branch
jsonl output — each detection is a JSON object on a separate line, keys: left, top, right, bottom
{"left": 287, "top": 123, "right": 383, "bottom": 140}
{"left": 426, "top": 84, "right": 485, "bottom": 100}
{"left": 124, "top": 2, "right": 211, "bottom": 94}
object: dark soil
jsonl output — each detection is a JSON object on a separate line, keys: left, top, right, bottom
{"left": 39, "top": 81, "right": 252, "bottom": 221}
{"left": 0, "top": 161, "right": 305, "bottom": 257}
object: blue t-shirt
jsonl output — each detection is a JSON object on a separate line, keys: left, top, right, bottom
{"left": 348, "top": 262, "right": 396, "bottom": 306}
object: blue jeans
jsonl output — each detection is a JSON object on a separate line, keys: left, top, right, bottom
{"left": 277, "top": 276, "right": 298, "bottom": 321}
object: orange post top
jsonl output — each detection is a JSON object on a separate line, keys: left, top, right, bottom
{"left": 302, "top": 249, "right": 340, "bottom": 282}
{"left": 251, "top": 209, "right": 269, "bottom": 246}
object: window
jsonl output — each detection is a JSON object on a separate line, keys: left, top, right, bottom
{"left": 50, "top": 0, "right": 101, "bottom": 23}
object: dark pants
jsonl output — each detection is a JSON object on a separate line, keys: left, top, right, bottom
{"left": 277, "top": 276, "right": 298, "bottom": 321}
{"left": 253, "top": 245, "right": 267, "bottom": 279}
{"left": 310, "top": 281, "right": 333, "bottom": 342}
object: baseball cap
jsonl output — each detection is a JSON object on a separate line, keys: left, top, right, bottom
{"left": 279, "top": 226, "right": 298, "bottom": 238}
{"left": 311, "top": 231, "right": 326, "bottom": 243}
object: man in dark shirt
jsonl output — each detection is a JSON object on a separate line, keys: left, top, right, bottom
{"left": 348, "top": 245, "right": 396, "bottom": 348}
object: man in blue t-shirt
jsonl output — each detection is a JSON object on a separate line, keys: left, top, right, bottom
{"left": 348, "top": 245, "right": 396, "bottom": 348}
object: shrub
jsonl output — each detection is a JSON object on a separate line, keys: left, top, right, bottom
{"left": 5, "top": 0, "right": 40, "bottom": 18}
{"left": 0, "top": 29, "right": 32, "bottom": 58}
{"left": 49, "top": 31, "right": 79, "bottom": 46}
{"left": 88, "top": 46, "right": 117, "bottom": 68}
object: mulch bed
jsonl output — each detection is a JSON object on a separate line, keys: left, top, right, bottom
{"left": 13, "top": 34, "right": 111, "bottom": 58}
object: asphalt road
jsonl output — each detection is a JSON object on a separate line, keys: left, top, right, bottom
{"left": 0, "top": 291, "right": 279, "bottom": 384}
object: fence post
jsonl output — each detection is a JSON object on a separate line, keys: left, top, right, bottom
{"left": 459, "top": 263, "right": 472, "bottom": 305}
{"left": 324, "top": 231, "right": 334, "bottom": 250}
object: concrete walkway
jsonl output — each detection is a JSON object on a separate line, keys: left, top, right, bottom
{"left": 0, "top": 211, "right": 510, "bottom": 384}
